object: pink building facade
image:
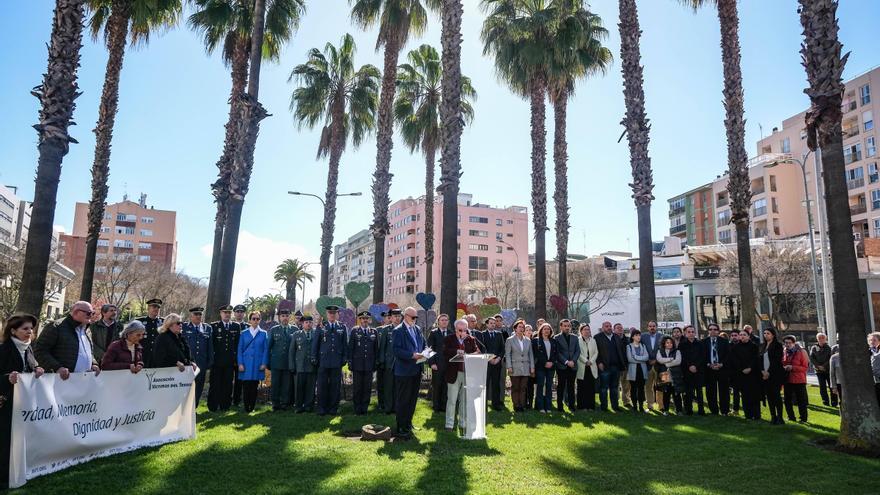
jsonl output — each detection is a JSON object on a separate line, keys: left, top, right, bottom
{"left": 384, "top": 193, "right": 529, "bottom": 298}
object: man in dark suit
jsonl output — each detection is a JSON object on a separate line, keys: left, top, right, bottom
{"left": 348, "top": 311, "right": 379, "bottom": 415}
{"left": 311, "top": 305, "right": 347, "bottom": 416}
{"left": 554, "top": 319, "right": 580, "bottom": 412}
{"left": 481, "top": 317, "right": 507, "bottom": 410}
{"left": 392, "top": 307, "right": 425, "bottom": 439}
{"left": 595, "top": 321, "right": 626, "bottom": 411}
{"left": 702, "top": 323, "right": 731, "bottom": 415}
{"left": 427, "top": 313, "right": 454, "bottom": 412}
{"left": 679, "top": 325, "right": 706, "bottom": 415}
{"left": 208, "top": 304, "right": 239, "bottom": 412}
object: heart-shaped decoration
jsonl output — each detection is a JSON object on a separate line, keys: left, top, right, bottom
{"left": 417, "top": 309, "right": 437, "bottom": 329}
{"left": 339, "top": 308, "right": 356, "bottom": 328}
{"left": 387, "top": 303, "right": 399, "bottom": 310}
{"left": 344, "top": 281, "right": 371, "bottom": 310}
{"left": 316, "top": 295, "right": 347, "bottom": 318}
{"left": 479, "top": 304, "right": 501, "bottom": 320}
{"left": 501, "top": 309, "right": 517, "bottom": 326}
{"left": 456, "top": 302, "right": 468, "bottom": 312}
{"left": 455, "top": 309, "right": 466, "bottom": 320}
{"left": 549, "top": 295, "right": 568, "bottom": 313}
{"left": 482, "top": 297, "right": 499, "bottom": 305}
{"left": 466, "top": 303, "right": 480, "bottom": 317}
{"left": 368, "top": 303, "right": 389, "bottom": 323}
{"left": 415, "top": 293, "right": 436, "bottom": 311}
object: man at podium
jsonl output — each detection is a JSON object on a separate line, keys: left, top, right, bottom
{"left": 443, "top": 319, "right": 481, "bottom": 430}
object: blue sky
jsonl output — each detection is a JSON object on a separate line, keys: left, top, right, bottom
{"left": 2, "top": 1, "right": 879, "bottom": 304}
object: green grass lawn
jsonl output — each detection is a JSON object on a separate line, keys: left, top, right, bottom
{"left": 11, "top": 386, "right": 878, "bottom": 495}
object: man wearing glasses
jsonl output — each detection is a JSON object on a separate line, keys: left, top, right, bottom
{"left": 392, "top": 307, "right": 425, "bottom": 439}
{"left": 311, "top": 305, "right": 347, "bottom": 416}
{"left": 33, "top": 301, "right": 101, "bottom": 379}
{"left": 136, "top": 298, "right": 165, "bottom": 367}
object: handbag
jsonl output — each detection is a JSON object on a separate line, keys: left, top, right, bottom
{"left": 660, "top": 371, "right": 672, "bottom": 383}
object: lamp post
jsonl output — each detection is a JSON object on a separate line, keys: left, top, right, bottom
{"left": 500, "top": 239, "right": 521, "bottom": 310}
{"left": 287, "top": 191, "right": 362, "bottom": 296}
{"left": 768, "top": 153, "right": 827, "bottom": 336}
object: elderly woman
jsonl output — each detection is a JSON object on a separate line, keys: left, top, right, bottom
{"left": 505, "top": 320, "right": 535, "bottom": 412}
{"left": 101, "top": 320, "right": 146, "bottom": 372}
{"left": 238, "top": 311, "right": 269, "bottom": 413}
{"left": 1, "top": 314, "right": 45, "bottom": 489}
{"left": 782, "top": 335, "right": 810, "bottom": 423}
{"left": 152, "top": 314, "right": 193, "bottom": 372}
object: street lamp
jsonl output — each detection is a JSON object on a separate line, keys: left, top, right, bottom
{"left": 767, "top": 152, "right": 828, "bottom": 337}
{"left": 500, "top": 239, "right": 522, "bottom": 310}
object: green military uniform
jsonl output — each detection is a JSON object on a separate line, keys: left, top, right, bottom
{"left": 289, "top": 319, "right": 317, "bottom": 413}
{"left": 377, "top": 320, "right": 396, "bottom": 414}
{"left": 268, "top": 321, "right": 295, "bottom": 410}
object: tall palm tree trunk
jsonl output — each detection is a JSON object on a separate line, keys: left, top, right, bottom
{"left": 80, "top": 0, "right": 131, "bottom": 303}
{"left": 552, "top": 92, "right": 569, "bottom": 318}
{"left": 799, "top": 0, "right": 880, "bottom": 452}
{"left": 319, "top": 100, "right": 346, "bottom": 296}
{"left": 424, "top": 146, "right": 436, "bottom": 294}
{"left": 530, "top": 81, "right": 548, "bottom": 320}
{"left": 215, "top": 0, "right": 269, "bottom": 312}
{"left": 371, "top": 39, "right": 402, "bottom": 304}
{"left": 717, "top": 0, "right": 755, "bottom": 328}
{"left": 438, "top": 0, "right": 464, "bottom": 318}
{"left": 17, "top": 0, "right": 85, "bottom": 316}
{"left": 206, "top": 37, "right": 248, "bottom": 321}
{"left": 618, "top": 0, "right": 656, "bottom": 325}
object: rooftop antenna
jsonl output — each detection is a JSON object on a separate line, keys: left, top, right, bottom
{"left": 122, "top": 182, "right": 128, "bottom": 202}
{"left": 759, "top": 123, "right": 764, "bottom": 141}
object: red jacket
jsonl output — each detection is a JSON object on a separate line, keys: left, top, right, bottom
{"left": 782, "top": 347, "right": 809, "bottom": 384}
{"left": 100, "top": 339, "right": 144, "bottom": 371}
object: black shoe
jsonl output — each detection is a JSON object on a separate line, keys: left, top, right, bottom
{"left": 612, "top": 406, "right": 622, "bottom": 412}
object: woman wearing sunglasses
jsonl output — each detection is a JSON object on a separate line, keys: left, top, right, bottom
{"left": 0, "top": 313, "right": 45, "bottom": 489}
{"left": 238, "top": 311, "right": 270, "bottom": 413}
{"left": 152, "top": 314, "right": 194, "bottom": 372}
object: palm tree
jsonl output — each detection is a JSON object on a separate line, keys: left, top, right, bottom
{"left": 482, "top": 0, "right": 559, "bottom": 319}
{"left": 546, "top": 2, "right": 611, "bottom": 315}
{"left": 78, "top": 0, "right": 182, "bottom": 303}
{"left": 394, "top": 43, "right": 476, "bottom": 294}
{"left": 798, "top": 0, "right": 880, "bottom": 451}
{"left": 349, "top": 0, "right": 439, "bottom": 304}
{"left": 289, "top": 33, "right": 381, "bottom": 295}
{"left": 192, "top": 0, "right": 304, "bottom": 321}
{"left": 679, "top": 0, "right": 755, "bottom": 328}
{"left": 273, "top": 258, "right": 314, "bottom": 303}
{"left": 17, "top": 0, "right": 86, "bottom": 316}
{"left": 437, "top": 0, "right": 465, "bottom": 318}
{"left": 618, "top": 0, "right": 656, "bottom": 324}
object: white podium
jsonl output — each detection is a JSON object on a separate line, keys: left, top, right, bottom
{"left": 462, "top": 353, "right": 493, "bottom": 440}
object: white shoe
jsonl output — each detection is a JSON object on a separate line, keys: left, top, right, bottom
{"left": 539, "top": 409, "right": 546, "bottom": 414}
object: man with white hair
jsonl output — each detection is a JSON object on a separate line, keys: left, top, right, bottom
{"left": 443, "top": 318, "right": 480, "bottom": 431}
{"left": 33, "top": 301, "right": 101, "bottom": 380}
{"left": 392, "top": 307, "right": 425, "bottom": 439}
{"left": 809, "top": 333, "right": 836, "bottom": 407}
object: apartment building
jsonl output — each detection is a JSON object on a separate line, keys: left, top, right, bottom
{"left": 327, "top": 229, "right": 375, "bottom": 297}
{"left": 0, "top": 184, "right": 32, "bottom": 248}
{"left": 384, "top": 193, "right": 529, "bottom": 298}
{"left": 668, "top": 183, "right": 716, "bottom": 246}
{"left": 59, "top": 194, "right": 177, "bottom": 274}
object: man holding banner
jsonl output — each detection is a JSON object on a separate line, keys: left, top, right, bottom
{"left": 33, "top": 301, "right": 102, "bottom": 378}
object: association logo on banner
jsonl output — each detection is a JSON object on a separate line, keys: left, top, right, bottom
{"left": 144, "top": 370, "right": 193, "bottom": 391}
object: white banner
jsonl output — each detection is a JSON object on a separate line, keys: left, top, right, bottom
{"left": 9, "top": 367, "right": 197, "bottom": 488}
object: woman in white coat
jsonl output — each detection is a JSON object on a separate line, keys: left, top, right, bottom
{"left": 576, "top": 324, "right": 599, "bottom": 410}
{"left": 626, "top": 329, "right": 649, "bottom": 412}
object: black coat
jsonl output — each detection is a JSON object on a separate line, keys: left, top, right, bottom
{"left": 427, "top": 328, "right": 454, "bottom": 368}
{"left": 152, "top": 331, "right": 192, "bottom": 368}
{"left": 761, "top": 340, "right": 786, "bottom": 386}
{"left": 481, "top": 330, "right": 506, "bottom": 359}
{"left": 210, "top": 320, "right": 241, "bottom": 367}
{"left": 678, "top": 338, "right": 706, "bottom": 375}
{"left": 0, "top": 341, "right": 36, "bottom": 489}
{"left": 595, "top": 332, "right": 626, "bottom": 370}
{"left": 729, "top": 340, "right": 761, "bottom": 387}
{"left": 33, "top": 316, "right": 95, "bottom": 372}
{"left": 701, "top": 336, "right": 730, "bottom": 371}
{"left": 532, "top": 337, "right": 558, "bottom": 370}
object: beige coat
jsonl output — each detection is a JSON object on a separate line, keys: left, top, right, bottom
{"left": 576, "top": 336, "right": 599, "bottom": 380}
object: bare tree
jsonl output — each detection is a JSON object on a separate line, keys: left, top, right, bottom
{"left": 0, "top": 245, "right": 68, "bottom": 320}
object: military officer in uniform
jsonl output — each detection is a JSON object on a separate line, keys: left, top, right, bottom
{"left": 348, "top": 311, "right": 379, "bottom": 415}
{"left": 182, "top": 306, "right": 214, "bottom": 407}
{"left": 208, "top": 304, "right": 239, "bottom": 411}
{"left": 137, "top": 298, "right": 164, "bottom": 367}
{"left": 427, "top": 314, "right": 455, "bottom": 412}
{"left": 311, "top": 305, "right": 347, "bottom": 416}
{"left": 290, "top": 314, "right": 317, "bottom": 413}
{"left": 268, "top": 309, "right": 295, "bottom": 411}
{"left": 377, "top": 309, "right": 402, "bottom": 414}
{"left": 294, "top": 310, "right": 304, "bottom": 327}
{"left": 231, "top": 304, "right": 247, "bottom": 407}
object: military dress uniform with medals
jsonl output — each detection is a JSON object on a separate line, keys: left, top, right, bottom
{"left": 268, "top": 311, "right": 295, "bottom": 411}
{"left": 137, "top": 298, "right": 165, "bottom": 368}
{"left": 182, "top": 307, "right": 214, "bottom": 407}
{"left": 348, "top": 312, "right": 379, "bottom": 415}
{"left": 290, "top": 316, "right": 317, "bottom": 413}
{"left": 208, "top": 305, "right": 240, "bottom": 411}
{"left": 377, "top": 313, "right": 397, "bottom": 414}
{"left": 311, "top": 307, "right": 347, "bottom": 416}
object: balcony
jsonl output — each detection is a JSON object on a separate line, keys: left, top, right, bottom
{"left": 405, "top": 262, "right": 415, "bottom": 269}
{"left": 751, "top": 186, "right": 765, "bottom": 195}
{"left": 669, "top": 224, "right": 686, "bottom": 235}
{"left": 842, "top": 100, "right": 857, "bottom": 113}
{"left": 716, "top": 197, "right": 729, "bottom": 207}
{"left": 753, "top": 229, "right": 768, "bottom": 238}
{"left": 668, "top": 206, "right": 685, "bottom": 217}
{"left": 850, "top": 203, "right": 868, "bottom": 216}
{"left": 848, "top": 177, "right": 865, "bottom": 190}
{"left": 753, "top": 206, "right": 767, "bottom": 217}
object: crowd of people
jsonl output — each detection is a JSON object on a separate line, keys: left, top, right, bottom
{"left": 3, "top": 297, "right": 880, "bottom": 483}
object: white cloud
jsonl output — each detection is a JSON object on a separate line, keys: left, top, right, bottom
{"left": 200, "top": 230, "right": 319, "bottom": 305}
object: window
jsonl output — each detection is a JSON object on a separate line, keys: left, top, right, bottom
{"left": 496, "top": 246, "right": 503, "bottom": 253}
{"left": 141, "top": 216, "right": 154, "bottom": 224}
{"left": 115, "top": 226, "right": 134, "bottom": 235}
{"left": 125, "top": 214, "right": 136, "bottom": 222}
{"left": 103, "top": 213, "right": 112, "bottom": 220}
{"left": 870, "top": 163, "right": 879, "bottom": 184}
{"left": 719, "top": 229, "right": 732, "bottom": 244}
{"left": 781, "top": 137, "right": 791, "bottom": 154}
{"left": 95, "top": 266, "right": 107, "bottom": 274}
{"left": 469, "top": 229, "right": 488, "bottom": 237}
{"left": 113, "top": 239, "right": 133, "bottom": 248}
{"left": 97, "top": 239, "right": 110, "bottom": 247}
{"left": 865, "top": 110, "right": 874, "bottom": 131}
{"left": 468, "top": 256, "right": 488, "bottom": 281}
{"left": 138, "top": 242, "right": 152, "bottom": 249}
{"left": 116, "top": 213, "right": 126, "bottom": 221}
{"left": 469, "top": 216, "right": 488, "bottom": 224}
{"left": 753, "top": 198, "right": 767, "bottom": 216}
{"left": 468, "top": 244, "right": 489, "bottom": 251}
{"left": 495, "top": 232, "right": 503, "bottom": 241}
{"left": 496, "top": 219, "right": 502, "bottom": 226}
{"left": 717, "top": 210, "right": 731, "bottom": 225}
{"left": 140, "top": 229, "right": 153, "bottom": 237}
{"left": 138, "top": 255, "right": 151, "bottom": 262}
{"left": 769, "top": 175, "right": 777, "bottom": 192}
{"left": 860, "top": 84, "right": 871, "bottom": 105}
{"left": 506, "top": 219, "right": 514, "bottom": 225}
{"left": 99, "top": 226, "right": 110, "bottom": 233}
{"left": 874, "top": 218, "right": 880, "bottom": 238}
{"left": 844, "top": 143, "right": 863, "bottom": 165}
{"left": 872, "top": 190, "right": 880, "bottom": 210}
{"left": 800, "top": 128, "right": 808, "bottom": 140}
{"left": 495, "top": 259, "right": 503, "bottom": 267}
{"left": 771, "top": 197, "right": 779, "bottom": 214}
{"left": 506, "top": 233, "right": 513, "bottom": 238}
{"left": 868, "top": 136, "right": 877, "bottom": 158}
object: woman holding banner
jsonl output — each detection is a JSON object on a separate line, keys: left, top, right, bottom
{"left": 153, "top": 314, "right": 193, "bottom": 372}
{"left": 0, "top": 313, "right": 45, "bottom": 489}
{"left": 101, "top": 320, "right": 146, "bottom": 372}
